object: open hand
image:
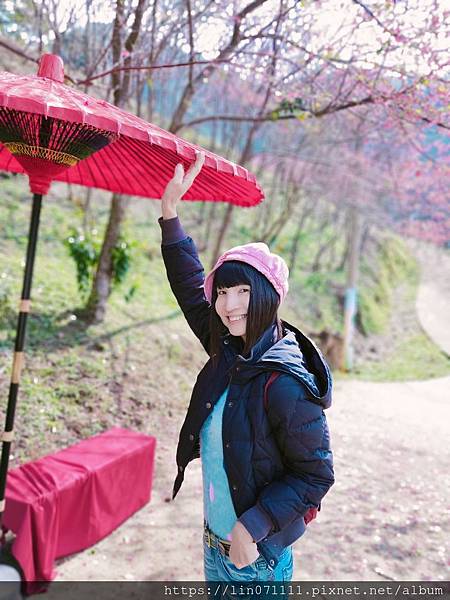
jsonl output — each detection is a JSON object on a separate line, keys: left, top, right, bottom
{"left": 161, "top": 151, "right": 205, "bottom": 220}
{"left": 228, "top": 521, "right": 259, "bottom": 569}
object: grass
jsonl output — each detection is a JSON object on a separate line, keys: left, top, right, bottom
{"left": 349, "top": 235, "right": 450, "bottom": 381}
{"left": 350, "top": 333, "right": 450, "bottom": 381}
{"left": 358, "top": 236, "right": 419, "bottom": 336}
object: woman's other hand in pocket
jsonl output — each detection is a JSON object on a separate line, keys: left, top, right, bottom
{"left": 229, "top": 521, "right": 259, "bottom": 569}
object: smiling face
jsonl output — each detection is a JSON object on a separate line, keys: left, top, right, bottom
{"left": 215, "top": 284, "right": 251, "bottom": 341}
{"left": 210, "top": 260, "right": 281, "bottom": 360}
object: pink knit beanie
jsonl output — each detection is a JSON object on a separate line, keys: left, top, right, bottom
{"left": 204, "top": 242, "right": 289, "bottom": 305}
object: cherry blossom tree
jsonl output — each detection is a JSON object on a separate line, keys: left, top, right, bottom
{"left": 1, "top": 0, "right": 448, "bottom": 322}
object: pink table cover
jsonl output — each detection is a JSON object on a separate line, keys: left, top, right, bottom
{"left": 3, "top": 427, "right": 156, "bottom": 593}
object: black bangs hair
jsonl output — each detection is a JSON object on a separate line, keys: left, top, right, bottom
{"left": 213, "top": 260, "right": 254, "bottom": 290}
{"left": 209, "top": 260, "right": 283, "bottom": 365}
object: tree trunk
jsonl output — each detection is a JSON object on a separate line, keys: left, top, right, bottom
{"left": 84, "top": 194, "right": 125, "bottom": 323}
{"left": 82, "top": 188, "right": 92, "bottom": 235}
{"left": 261, "top": 189, "right": 294, "bottom": 246}
{"left": 308, "top": 205, "right": 337, "bottom": 271}
{"left": 324, "top": 233, "right": 341, "bottom": 272}
{"left": 136, "top": 69, "right": 143, "bottom": 118}
{"left": 341, "top": 205, "right": 362, "bottom": 371}
{"left": 202, "top": 201, "right": 218, "bottom": 254}
{"left": 289, "top": 220, "right": 303, "bottom": 274}
{"left": 288, "top": 202, "right": 315, "bottom": 273}
{"left": 84, "top": 0, "right": 147, "bottom": 323}
{"left": 310, "top": 233, "right": 339, "bottom": 272}
{"left": 210, "top": 203, "right": 234, "bottom": 268}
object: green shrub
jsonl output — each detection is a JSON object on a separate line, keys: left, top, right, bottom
{"left": 358, "top": 285, "right": 390, "bottom": 334}
{"left": 0, "top": 272, "right": 16, "bottom": 342}
{"left": 358, "top": 236, "right": 419, "bottom": 335}
{"left": 64, "top": 228, "right": 137, "bottom": 301}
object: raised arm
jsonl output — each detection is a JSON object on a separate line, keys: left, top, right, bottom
{"left": 159, "top": 153, "right": 211, "bottom": 354}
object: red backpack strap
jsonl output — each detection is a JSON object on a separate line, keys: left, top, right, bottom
{"left": 304, "top": 506, "right": 318, "bottom": 524}
{"left": 263, "top": 372, "right": 281, "bottom": 411}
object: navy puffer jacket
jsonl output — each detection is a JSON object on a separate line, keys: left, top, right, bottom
{"left": 161, "top": 234, "right": 334, "bottom": 569}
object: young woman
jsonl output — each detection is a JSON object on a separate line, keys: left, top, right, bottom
{"left": 159, "top": 153, "right": 334, "bottom": 583}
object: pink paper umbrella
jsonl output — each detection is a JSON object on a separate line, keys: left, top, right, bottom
{"left": 0, "top": 53, "right": 263, "bottom": 583}
{"left": 0, "top": 54, "right": 263, "bottom": 204}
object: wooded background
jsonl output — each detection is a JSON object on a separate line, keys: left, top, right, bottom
{"left": 1, "top": 0, "right": 449, "bottom": 341}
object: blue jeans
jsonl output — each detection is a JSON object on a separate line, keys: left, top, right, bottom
{"left": 203, "top": 541, "right": 293, "bottom": 582}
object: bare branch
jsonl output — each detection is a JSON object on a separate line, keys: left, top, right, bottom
{"left": 76, "top": 59, "right": 233, "bottom": 86}
{"left": 111, "top": 0, "right": 125, "bottom": 106}
{"left": 0, "top": 37, "right": 39, "bottom": 64}
{"left": 121, "top": 0, "right": 148, "bottom": 104}
{"left": 180, "top": 95, "right": 450, "bottom": 130}
{"left": 352, "top": 0, "right": 393, "bottom": 34}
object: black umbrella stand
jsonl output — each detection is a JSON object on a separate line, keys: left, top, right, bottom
{"left": 0, "top": 193, "right": 42, "bottom": 530}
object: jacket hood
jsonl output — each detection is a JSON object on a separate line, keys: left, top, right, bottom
{"left": 227, "top": 320, "right": 332, "bottom": 409}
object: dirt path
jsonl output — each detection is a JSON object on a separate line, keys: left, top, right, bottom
{"left": 413, "top": 241, "right": 450, "bottom": 356}
{"left": 49, "top": 372, "right": 449, "bottom": 583}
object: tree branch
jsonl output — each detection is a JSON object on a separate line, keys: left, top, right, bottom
{"left": 352, "top": 0, "right": 392, "bottom": 33}
{"left": 180, "top": 95, "right": 450, "bottom": 130}
{"left": 0, "top": 37, "right": 39, "bottom": 64}
{"left": 76, "top": 58, "right": 232, "bottom": 86}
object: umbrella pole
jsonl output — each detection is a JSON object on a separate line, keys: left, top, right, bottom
{"left": 0, "top": 193, "right": 43, "bottom": 529}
